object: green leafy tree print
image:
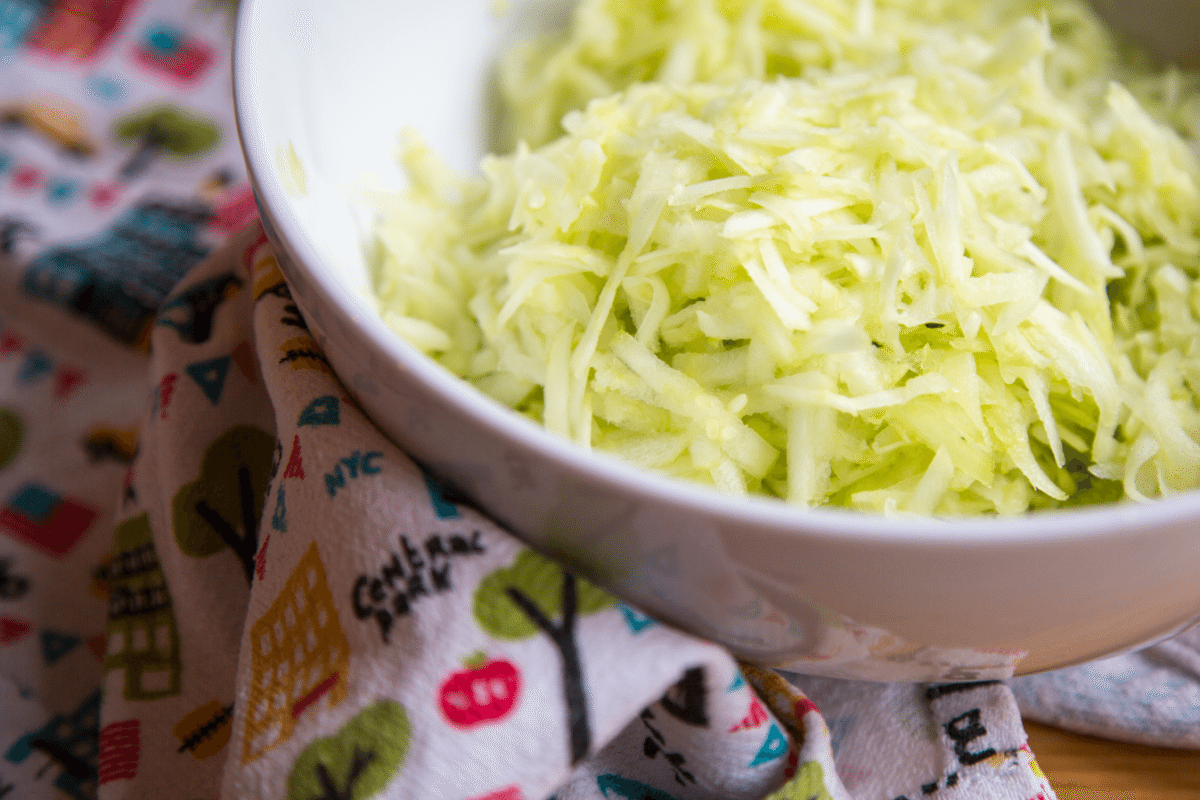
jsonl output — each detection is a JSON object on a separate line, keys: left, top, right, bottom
{"left": 473, "top": 549, "right": 614, "bottom": 763}
{"left": 286, "top": 700, "right": 410, "bottom": 800}
{"left": 172, "top": 425, "right": 274, "bottom": 583}
{"left": 113, "top": 105, "right": 220, "bottom": 180}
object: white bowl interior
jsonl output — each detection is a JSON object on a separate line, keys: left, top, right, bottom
{"left": 238, "top": 0, "right": 576, "bottom": 297}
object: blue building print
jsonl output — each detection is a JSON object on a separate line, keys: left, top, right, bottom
{"left": 4, "top": 690, "right": 100, "bottom": 800}
{"left": 21, "top": 199, "right": 211, "bottom": 346}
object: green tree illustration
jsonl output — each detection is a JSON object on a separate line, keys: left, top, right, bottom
{"left": 172, "top": 425, "right": 274, "bottom": 583}
{"left": 473, "top": 549, "right": 615, "bottom": 764}
{"left": 287, "top": 700, "right": 410, "bottom": 800}
{"left": 113, "top": 105, "right": 220, "bottom": 180}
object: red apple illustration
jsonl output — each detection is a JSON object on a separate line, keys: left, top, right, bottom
{"left": 438, "top": 652, "right": 521, "bottom": 728}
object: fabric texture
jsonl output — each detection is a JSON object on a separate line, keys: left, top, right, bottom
{"left": 1011, "top": 626, "right": 1200, "bottom": 749}
{"left": 110, "top": 223, "right": 841, "bottom": 800}
{"left": 0, "top": 0, "right": 1194, "bottom": 799}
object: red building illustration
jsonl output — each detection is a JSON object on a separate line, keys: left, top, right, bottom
{"left": 26, "top": 0, "right": 141, "bottom": 61}
{"left": 132, "top": 23, "right": 213, "bottom": 83}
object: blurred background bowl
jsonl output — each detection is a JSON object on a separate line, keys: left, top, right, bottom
{"left": 233, "top": 0, "right": 1200, "bottom": 681}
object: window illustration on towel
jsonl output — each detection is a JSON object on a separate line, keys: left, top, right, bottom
{"left": 242, "top": 541, "right": 350, "bottom": 764}
{"left": 103, "top": 512, "right": 182, "bottom": 700}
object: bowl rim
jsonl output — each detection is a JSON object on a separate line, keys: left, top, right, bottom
{"left": 231, "top": 0, "right": 1200, "bottom": 550}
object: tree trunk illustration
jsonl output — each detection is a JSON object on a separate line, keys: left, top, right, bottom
{"left": 171, "top": 426, "right": 274, "bottom": 584}
{"left": 118, "top": 137, "right": 162, "bottom": 180}
{"left": 473, "top": 550, "right": 616, "bottom": 766}
{"left": 312, "top": 747, "right": 375, "bottom": 800}
{"left": 504, "top": 573, "right": 590, "bottom": 763}
{"left": 193, "top": 464, "right": 259, "bottom": 583}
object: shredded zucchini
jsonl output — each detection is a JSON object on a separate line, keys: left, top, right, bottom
{"left": 371, "top": 0, "right": 1200, "bottom": 515}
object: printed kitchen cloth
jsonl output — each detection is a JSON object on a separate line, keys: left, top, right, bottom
{"left": 94, "top": 221, "right": 1053, "bottom": 800}
{"left": 1, "top": 0, "right": 252, "bottom": 280}
{"left": 0, "top": 0, "right": 253, "bottom": 794}
{"left": 1010, "top": 625, "right": 1200, "bottom": 749}
{"left": 113, "top": 222, "right": 838, "bottom": 800}
{"left": 112, "top": 222, "right": 831, "bottom": 800}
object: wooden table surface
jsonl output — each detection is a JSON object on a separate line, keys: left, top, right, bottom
{"left": 1024, "top": 720, "right": 1200, "bottom": 799}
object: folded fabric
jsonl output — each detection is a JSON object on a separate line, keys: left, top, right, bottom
{"left": 3, "top": 221, "right": 1057, "bottom": 800}
{"left": 1011, "top": 625, "right": 1200, "bottom": 749}
{"left": 110, "top": 222, "right": 840, "bottom": 799}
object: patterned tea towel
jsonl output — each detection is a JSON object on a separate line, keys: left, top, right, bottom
{"left": 1010, "top": 626, "right": 1200, "bottom": 749}
{"left": 0, "top": 1, "right": 1194, "bottom": 799}
{"left": 1, "top": 221, "right": 1060, "bottom": 800}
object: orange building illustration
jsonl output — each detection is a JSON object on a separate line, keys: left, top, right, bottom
{"left": 242, "top": 541, "right": 349, "bottom": 763}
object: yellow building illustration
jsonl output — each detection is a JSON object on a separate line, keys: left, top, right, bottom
{"left": 242, "top": 542, "right": 349, "bottom": 763}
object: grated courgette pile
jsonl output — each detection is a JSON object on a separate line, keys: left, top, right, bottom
{"left": 371, "top": 0, "right": 1200, "bottom": 514}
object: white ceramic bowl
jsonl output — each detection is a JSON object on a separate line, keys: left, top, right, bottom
{"left": 233, "top": 0, "right": 1200, "bottom": 681}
